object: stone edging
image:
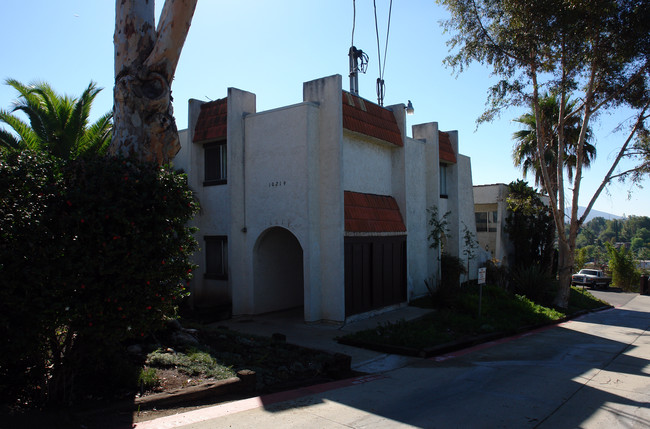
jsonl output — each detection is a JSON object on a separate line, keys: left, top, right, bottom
{"left": 134, "top": 369, "right": 256, "bottom": 409}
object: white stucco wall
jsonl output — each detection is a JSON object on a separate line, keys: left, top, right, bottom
{"left": 176, "top": 100, "right": 232, "bottom": 309}
{"left": 457, "top": 154, "right": 478, "bottom": 280}
{"left": 243, "top": 102, "right": 318, "bottom": 315}
{"left": 342, "top": 132, "right": 393, "bottom": 195}
{"left": 411, "top": 122, "right": 442, "bottom": 296}
{"left": 403, "top": 136, "right": 430, "bottom": 298}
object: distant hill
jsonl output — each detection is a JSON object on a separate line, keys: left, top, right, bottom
{"left": 565, "top": 207, "right": 624, "bottom": 223}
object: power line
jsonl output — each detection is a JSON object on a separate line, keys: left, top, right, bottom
{"left": 373, "top": 0, "right": 393, "bottom": 106}
{"left": 351, "top": 0, "right": 356, "bottom": 46}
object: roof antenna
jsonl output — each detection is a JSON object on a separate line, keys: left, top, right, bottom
{"left": 349, "top": 47, "right": 368, "bottom": 96}
{"left": 349, "top": 0, "right": 368, "bottom": 95}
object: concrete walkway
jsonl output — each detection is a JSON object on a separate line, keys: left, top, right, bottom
{"left": 136, "top": 293, "right": 650, "bottom": 428}
{"left": 214, "top": 304, "right": 432, "bottom": 373}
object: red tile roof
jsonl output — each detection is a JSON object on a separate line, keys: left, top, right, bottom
{"left": 344, "top": 191, "right": 407, "bottom": 233}
{"left": 193, "top": 98, "right": 227, "bottom": 143}
{"left": 342, "top": 91, "right": 403, "bottom": 147}
{"left": 439, "top": 131, "right": 457, "bottom": 164}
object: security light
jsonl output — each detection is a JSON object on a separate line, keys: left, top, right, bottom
{"left": 405, "top": 100, "right": 414, "bottom": 115}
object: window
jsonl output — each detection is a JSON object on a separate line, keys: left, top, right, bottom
{"left": 440, "top": 163, "right": 448, "bottom": 198}
{"left": 475, "top": 212, "right": 487, "bottom": 232}
{"left": 205, "top": 236, "right": 228, "bottom": 279}
{"left": 204, "top": 141, "right": 227, "bottom": 185}
{"left": 475, "top": 211, "right": 498, "bottom": 232}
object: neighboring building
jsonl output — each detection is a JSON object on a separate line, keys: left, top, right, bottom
{"left": 473, "top": 184, "right": 512, "bottom": 266}
{"left": 175, "top": 74, "right": 477, "bottom": 324}
{"left": 473, "top": 183, "right": 552, "bottom": 268}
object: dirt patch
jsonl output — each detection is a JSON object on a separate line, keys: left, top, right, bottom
{"left": 147, "top": 368, "right": 214, "bottom": 392}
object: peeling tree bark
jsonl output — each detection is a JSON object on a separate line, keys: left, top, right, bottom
{"left": 110, "top": 0, "right": 198, "bottom": 165}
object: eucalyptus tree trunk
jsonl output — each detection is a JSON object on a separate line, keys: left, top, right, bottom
{"left": 110, "top": 0, "right": 197, "bottom": 165}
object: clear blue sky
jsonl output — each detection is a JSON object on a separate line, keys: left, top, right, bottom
{"left": 1, "top": 1, "right": 647, "bottom": 217}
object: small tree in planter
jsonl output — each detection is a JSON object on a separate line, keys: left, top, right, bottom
{"left": 425, "top": 206, "right": 466, "bottom": 306}
{"left": 425, "top": 206, "right": 450, "bottom": 295}
{"left": 461, "top": 222, "right": 479, "bottom": 284}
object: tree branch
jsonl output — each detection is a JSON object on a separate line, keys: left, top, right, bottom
{"left": 581, "top": 101, "right": 649, "bottom": 225}
{"left": 144, "top": 0, "right": 198, "bottom": 82}
{"left": 114, "top": 0, "right": 155, "bottom": 77}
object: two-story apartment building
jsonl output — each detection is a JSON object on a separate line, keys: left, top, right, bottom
{"left": 175, "top": 74, "right": 477, "bottom": 324}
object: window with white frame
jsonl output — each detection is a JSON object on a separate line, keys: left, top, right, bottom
{"left": 475, "top": 211, "right": 498, "bottom": 232}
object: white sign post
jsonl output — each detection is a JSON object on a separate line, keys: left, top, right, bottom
{"left": 478, "top": 267, "right": 487, "bottom": 318}
{"left": 478, "top": 267, "right": 487, "bottom": 285}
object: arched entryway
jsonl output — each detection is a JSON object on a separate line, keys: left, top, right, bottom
{"left": 253, "top": 227, "right": 304, "bottom": 314}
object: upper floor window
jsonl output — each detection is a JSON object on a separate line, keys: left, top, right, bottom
{"left": 204, "top": 141, "right": 227, "bottom": 186}
{"left": 475, "top": 211, "right": 498, "bottom": 232}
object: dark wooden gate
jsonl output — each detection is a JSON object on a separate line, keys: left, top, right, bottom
{"left": 344, "top": 236, "right": 407, "bottom": 317}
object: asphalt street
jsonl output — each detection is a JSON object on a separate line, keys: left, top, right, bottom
{"left": 136, "top": 291, "right": 650, "bottom": 429}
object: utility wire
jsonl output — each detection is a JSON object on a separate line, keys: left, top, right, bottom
{"left": 381, "top": 0, "right": 393, "bottom": 80}
{"left": 373, "top": 0, "right": 382, "bottom": 79}
{"left": 351, "top": 0, "right": 356, "bottom": 46}
{"left": 374, "top": 0, "right": 393, "bottom": 105}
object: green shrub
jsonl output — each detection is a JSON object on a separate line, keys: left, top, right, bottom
{"left": 0, "top": 151, "right": 199, "bottom": 405}
{"left": 485, "top": 259, "right": 508, "bottom": 289}
{"left": 606, "top": 243, "right": 640, "bottom": 291}
{"left": 568, "top": 286, "right": 608, "bottom": 312}
{"left": 429, "top": 253, "right": 467, "bottom": 307}
{"left": 138, "top": 367, "right": 160, "bottom": 391}
{"left": 509, "top": 264, "right": 556, "bottom": 305}
{"left": 146, "top": 348, "right": 235, "bottom": 379}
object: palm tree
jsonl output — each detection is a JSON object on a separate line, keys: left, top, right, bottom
{"left": 0, "top": 79, "right": 112, "bottom": 160}
{"left": 512, "top": 93, "right": 596, "bottom": 198}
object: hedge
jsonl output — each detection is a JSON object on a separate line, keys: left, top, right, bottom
{"left": 0, "top": 151, "right": 199, "bottom": 405}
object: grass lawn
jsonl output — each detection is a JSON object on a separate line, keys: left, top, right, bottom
{"left": 339, "top": 285, "right": 608, "bottom": 352}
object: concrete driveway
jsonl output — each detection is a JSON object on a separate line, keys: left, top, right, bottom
{"left": 588, "top": 287, "right": 637, "bottom": 308}
{"left": 136, "top": 292, "right": 650, "bottom": 429}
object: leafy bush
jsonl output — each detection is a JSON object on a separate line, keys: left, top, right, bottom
{"left": 485, "top": 259, "right": 508, "bottom": 289}
{"left": 138, "top": 367, "right": 160, "bottom": 391}
{"left": 568, "top": 287, "right": 608, "bottom": 313}
{"left": 606, "top": 243, "right": 640, "bottom": 291}
{"left": 505, "top": 180, "right": 556, "bottom": 272}
{"left": 346, "top": 284, "right": 566, "bottom": 350}
{"left": 428, "top": 253, "right": 467, "bottom": 307}
{"left": 0, "top": 151, "right": 198, "bottom": 405}
{"left": 146, "top": 348, "right": 235, "bottom": 379}
{"left": 509, "top": 264, "right": 556, "bottom": 305}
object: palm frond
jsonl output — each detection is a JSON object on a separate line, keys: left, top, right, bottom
{"left": 2, "top": 78, "right": 108, "bottom": 160}
{"left": 0, "top": 109, "right": 41, "bottom": 150}
{"left": 77, "top": 111, "right": 113, "bottom": 157}
{"left": 0, "top": 128, "right": 22, "bottom": 151}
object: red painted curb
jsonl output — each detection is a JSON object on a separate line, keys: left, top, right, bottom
{"left": 132, "top": 373, "right": 387, "bottom": 428}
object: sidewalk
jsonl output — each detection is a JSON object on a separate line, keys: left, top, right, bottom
{"left": 215, "top": 304, "right": 432, "bottom": 373}
{"left": 136, "top": 294, "right": 650, "bottom": 428}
